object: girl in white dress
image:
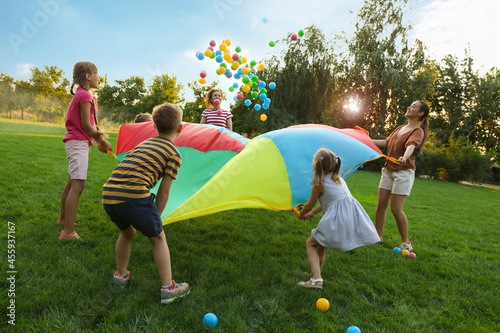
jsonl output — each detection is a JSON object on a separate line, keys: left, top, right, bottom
{"left": 297, "top": 148, "right": 381, "bottom": 289}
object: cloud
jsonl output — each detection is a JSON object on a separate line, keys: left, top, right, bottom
{"left": 412, "top": 0, "right": 497, "bottom": 72}
{"left": 16, "top": 63, "right": 33, "bottom": 76}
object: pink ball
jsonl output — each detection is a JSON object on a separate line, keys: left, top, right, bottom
{"left": 210, "top": 40, "right": 216, "bottom": 47}
{"left": 217, "top": 110, "right": 222, "bottom": 116}
{"left": 232, "top": 53, "right": 239, "bottom": 61}
{"left": 236, "top": 93, "right": 243, "bottom": 100}
{"left": 408, "top": 252, "right": 417, "bottom": 259}
{"left": 208, "top": 46, "right": 214, "bottom": 51}
{"left": 200, "top": 71, "right": 207, "bottom": 78}
{"left": 213, "top": 99, "right": 220, "bottom": 106}
{"left": 291, "top": 33, "right": 298, "bottom": 41}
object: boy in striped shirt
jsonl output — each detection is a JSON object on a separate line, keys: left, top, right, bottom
{"left": 103, "top": 103, "right": 190, "bottom": 304}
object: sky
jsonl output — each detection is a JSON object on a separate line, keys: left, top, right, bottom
{"left": 0, "top": 0, "right": 498, "bottom": 110}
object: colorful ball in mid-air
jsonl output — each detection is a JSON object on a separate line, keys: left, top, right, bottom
{"left": 269, "top": 82, "right": 276, "bottom": 89}
{"left": 258, "top": 64, "right": 265, "bottom": 71}
{"left": 202, "top": 313, "right": 218, "bottom": 328}
{"left": 269, "top": 41, "right": 275, "bottom": 47}
{"left": 209, "top": 40, "right": 216, "bottom": 47}
{"left": 254, "top": 104, "right": 261, "bottom": 111}
{"left": 242, "top": 85, "right": 250, "bottom": 93}
{"left": 196, "top": 52, "right": 205, "bottom": 60}
{"left": 298, "top": 29, "right": 305, "bottom": 37}
{"left": 393, "top": 247, "right": 402, "bottom": 253}
{"left": 244, "top": 99, "right": 251, "bottom": 106}
{"left": 204, "top": 49, "right": 212, "bottom": 57}
{"left": 235, "top": 46, "right": 241, "bottom": 53}
{"left": 260, "top": 114, "right": 267, "bottom": 121}
{"left": 224, "top": 38, "right": 231, "bottom": 46}
{"left": 200, "top": 71, "right": 207, "bottom": 78}
{"left": 316, "top": 298, "right": 329, "bottom": 312}
{"left": 408, "top": 252, "right": 417, "bottom": 259}
{"left": 402, "top": 249, "right": 410, "bottom": 256}
{"left": 291, "top": 33, "right": 298, "bottom": 41}
{"left": 217, "top": 67, "right": 226, "bottom": 75}
{"left": 262, "top": 17, "right": 268, "bottom": 23}
{"left": 236, "top": 93, "right": 243, "bottom": 101}
{"left": 346, "top": 326, "right": 362, "bottom": 333}
{"left": 250, "top": 60, "right": 257, "bottom": 66}
{"left": 219, "top": 43, "right": 227, "bottom": 51}
{"left": 198, "top": 78, "right": 206, "bottom": 84}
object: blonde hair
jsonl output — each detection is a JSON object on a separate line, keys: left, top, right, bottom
{"left": 205, "top": 88, "right": 224, "bottom": 108}
{"left": 152, "top": 103, "right": 183, "bottom": 134}
{"left": 70, "top": 61, "right": 98, "bottom": 95}
{"left": 311, "top": 148, "right": 342, "bottom": 185}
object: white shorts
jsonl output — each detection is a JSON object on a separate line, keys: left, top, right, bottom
{"left": 378, "top": 167, "right": 415, "bottom": 196}
{"left": 65, "top": 140, "right": 90, "bottom": 180}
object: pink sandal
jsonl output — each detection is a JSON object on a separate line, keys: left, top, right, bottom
{"left": 59, "top": 230, "right": 82, "bottom": 241}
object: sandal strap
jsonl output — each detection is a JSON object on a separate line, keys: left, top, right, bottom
{"left": 310, "top": 278, "right": 323, "bottom": 284}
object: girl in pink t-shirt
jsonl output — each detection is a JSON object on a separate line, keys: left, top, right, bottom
{"left": 200, "top": 88, "right": 233, "bottom": 131}
{"left": 58, "top": 61, "right": 112, "bottom": 240}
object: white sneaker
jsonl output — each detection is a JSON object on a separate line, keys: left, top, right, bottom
{"left": 400, "top": 241, "right": 413, "bottom": 251}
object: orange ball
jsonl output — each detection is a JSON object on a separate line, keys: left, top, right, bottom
{"left": 240, "top": 57, "right": 247, "bottom": 64}
{"left": 217, "top": 67, "right": 226, "bottom": 75}
{"left": 316, "top": 298, "right": 329, "bottom": 312}
{"left": 258, "top": 64, "right": 265, "bottom": 71}
{"left": 204, "top": 49, "right": 212, "bottom": 57}
{"left": 242, "top": 85, "right": 250, "bottom": 92}
{"left": 260, "top": 114, "right": 267, "bottom": 121}
{"left": 219, "top": 43, "right": 227, "bottom": 51}
{"left": 231, "top": 62, "right": 239, "bottom": 70}
{"left": 198, "top": 78, "right": 206, "bottom": 84}
{"left": 242, "top": 67, "right": 250, "bottom": 75}
{"left": 224, "top": 39, "right": 231, "bottom": 46}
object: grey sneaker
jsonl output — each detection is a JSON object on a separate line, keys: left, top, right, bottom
{"left": 400, "top": 241, "right": 413, "bottom": 251}
{"left": 113, "top": 271, "right": 130, "bottom": 287}
{"left": 161, "top": 281, "right": 190, "bottom": 304}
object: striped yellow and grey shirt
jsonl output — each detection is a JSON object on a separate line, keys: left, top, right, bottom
{"left": 102, "top": 136, "right": 181, "bottom": 205}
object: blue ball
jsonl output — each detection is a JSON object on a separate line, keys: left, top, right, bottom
{"left": 346, "top": 326, "right": 361, "bottom": 333}
{"left": 254, "top": 104, "right": 261, "bottom": 111}
{"left": 215, "top": 55, "right": 223, "bottom": 63}
{"left": 262, "top": 103, "right": 269, "bottom": 110}
{"left": 232, "top": 83, "right": 239, "bottom": 89}
{"left": 265, "top": 98, "right": 271, "bottom": 105}
{"left": 244, "top": 99, "right": 251, "bottom": 106}
{"left": 269, "top": 82, "right": 276, "bottom": 89}
{"left": 203, "top": 313, "right": 218, "bottom": 328}
{"left": 197, "top": 52, "right": 205, "bottom": 60}
{"left": 258, "top": 81, "right": 266, "bottom": 89}
{"left": 393, "top": 247, "right": 402, "bottom": 253}
{"left": 262, "top": 17, "right": 268, "bottom": 24}
{"left": 234, "top": 73, "right": 241, "bottom": 79}
{"left": 215, "top": 50, "right": 222, "bottom": 56}
{"left": 225, "top": 68, "right": 231, "bottom": 76}
{"left": 259, "top": 93, "right": 267, "bottom": 101}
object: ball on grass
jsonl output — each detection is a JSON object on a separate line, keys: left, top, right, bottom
{"left": 402, "top": 249, "right": 410, "bottom": 256}
{"left": 203, "top": 313, "right": 218, "bottom": 328}
{"left": 408, "top": 252, "right": 417, "bottom": 259}
{"left": 393, "top": 247, "right": 402, "bottom": 253}
{"left": 316, "top": 298, "right": 329, "bottom": 312}
{"left": 346, "top": 326, "right": 361, "bottom": 333}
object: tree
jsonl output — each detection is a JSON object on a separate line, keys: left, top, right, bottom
{"left": 183, "top": 80, "right": 218, "bottom": 123}
{"left": 141, "top": 73, "right": 184, "bottom": 115}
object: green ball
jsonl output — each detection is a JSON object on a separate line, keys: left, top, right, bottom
{"left": 235, "top": 46, "right": 241, "bottom": 52}
{"left": 238, "top": 58, "right": 242, "bottom": 64}
{"left": 250, "top": 60, "right": 257, "bottom": 66}
{"left": 220, "top": 63, "right": 227, "bottom": 68}
{"left": 251, "top": 75, "right": 259, "bottom": 82}
{"left": 242, "top": 76, "right": 250, "bottom": 84}
{"left": 229, "top": 87, "right": 234, "bottom": 92}
{"left": 210, "top": 53, "right": 216, "bottom": 59}
{"left": 252, "top": 82, "right": 258, "bottom": 89}
{"left": 260, "top": 88, "right": 267, "bottom": 94}
{"left": 251, "top": 91, "right": 259, "bottom": 99}
{"left": 269, "top": 41, "right": 275, "bottom": 47}
{"left": 298, "top": 29, "right": 304, "bottom": 37}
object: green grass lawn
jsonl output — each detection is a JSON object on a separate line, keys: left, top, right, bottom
{"left": 1, "top": 120, "right": 499, "bottom": 332}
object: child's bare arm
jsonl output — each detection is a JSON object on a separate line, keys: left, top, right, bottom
{"left": 372, "top": 139, "right": 386, "bottom": 147}
{"left": 155, "top": 174, "right": 174, "bottom": 216}
{"left": 298, "top": 184, "right": 323, "bottom": 219}
{"left": 81, "top": 102, "right": 112, "bottom": 152}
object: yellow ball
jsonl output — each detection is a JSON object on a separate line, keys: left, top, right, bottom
{"left": 242, "top": 85, "right": 250, "bottom": 93}
{"left": 224, "top": 39, "right": 231, "bottom": 46}
{"left": 224, "top": 53, "right": 232, "bottom": 63}
{"left": 316, "top": 298, "right": 329, "bottom": 312}
{"left": 219, "top": 43, "right": 227, "bottom": 51}
{"left": 231, "top": 62, "right": 240, "bottom": 70}
{"left": 242, "top": 67, "right": 250, "bottom": 75}
{"left": 204, "top": 49, "right": 212, "bottom": 57}
{"left": 402, "top": 249, "right": 410, "bottom": 256}
{"left": 258, "top": 64, "right": 265, "bottom": 71}
{"left": 217, "top": 67, "right": 226, "bottom": 75}
{"left": 260, "top": 114, "right": 267, "bottom": 121}
{"left": 241, "top": 57, "right": 247, "bottom": 64}
{"left": 198, "top": 78, "right": 206, "bottom": 84}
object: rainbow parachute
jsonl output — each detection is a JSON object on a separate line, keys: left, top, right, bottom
{"left": 115, "top": 123, "right": 388, "bottom": 224}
